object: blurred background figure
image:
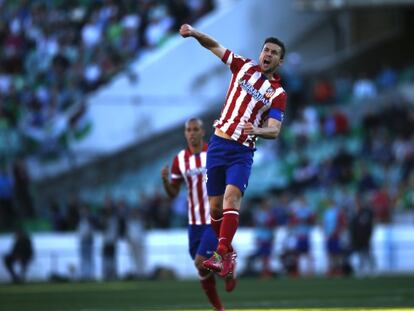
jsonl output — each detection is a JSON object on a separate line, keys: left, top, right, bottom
{"left": 322, "top": 198, "right": 348, "bottom": 277}
{"left": 3, "top": 228, "right": 34, "bottom": 283}
{"left": 0, "top": 165, "right": 15, "bottom": 232}
{"left": 243, "top": 198, "right": 277, "bottom": 278}
{"left": 77, "top": 203, "right": 96, "bottom": 281}
{"left": 279, "top": 227, "right": 299, "bottom": 277}
{"left": 288, "top": 194, "right": 315, "bottom": 276}
{"left": 100, "top": 196, "right": 118, "bottom": 281}
{"left": 350, "top": 195, "right": 375, "bottom": 277}
{"left": 126, "top": 207, "right": 146, "bottom": 279}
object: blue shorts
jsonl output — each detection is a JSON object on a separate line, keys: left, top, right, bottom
{"left": 296, "top": 236, "right": 310, "bottom": 254}
{"left": 326, "top": 236, "right": 342, "bottom": 255}
{"left": 188, "top": 225, "right": 218, "bottom": 260}
{"left": 251, "top": 240, "right": 273, "bottom": 257}
{"left": 206, "top": 134, "right": 254, "bottom": 196}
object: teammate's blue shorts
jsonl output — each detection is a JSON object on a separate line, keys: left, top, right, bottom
{"left": 188, "top": 224, "right": 218, "bottom": 260}
{"left": 206, "top": 134, "right": 254, "bottom": 196}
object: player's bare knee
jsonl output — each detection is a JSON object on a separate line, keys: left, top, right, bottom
{"left": 223, "top": 191, "right": 241, "bottom": 210}
{"left": 209, "top": 197, "right": 223, "bottom": 217}
{"left": 194, "top": 257, "right": 206, "bottom": 271}
{"left": 210, "top": 206, "right": 222, "bottom": 219}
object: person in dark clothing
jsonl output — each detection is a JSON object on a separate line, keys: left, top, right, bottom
{"left": 350, "top": 196, "right": 375, "bottom": 276}
{"left": 3, "top": 228, "right": 34, "bottom": 283}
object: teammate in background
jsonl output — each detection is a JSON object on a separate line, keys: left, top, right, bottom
{"left": 161, "top": 118, "right": 235, "bottom": 311}
{"left": 179, "top": 24, "right": 287, "bottom": 277}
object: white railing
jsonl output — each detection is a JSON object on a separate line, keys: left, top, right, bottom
{"left": 1, "top": 224, "right": 414, "bottom": 282}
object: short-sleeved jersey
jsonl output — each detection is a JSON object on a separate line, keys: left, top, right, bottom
{"left": 170, "top": 143, "right": 210, "bottom": 225}
{"left": 214, "top": 49, "right": 287, "bottom": 148}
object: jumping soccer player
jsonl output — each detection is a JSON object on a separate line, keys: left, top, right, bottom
{"left": 161, "top": 118, "right": 236, "bottom": 311}
{"left": 179, "top": 24, "right": 287, "bottom": 278}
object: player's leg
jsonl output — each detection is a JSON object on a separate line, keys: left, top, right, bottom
{"left": 192, "top": 226, "right": 225, "bottom": 310}
{"left": 205, "top": 134, "right": 228, "bottom": 240}
{"left": 204, "top": 161, "right": 226, "bottom": 273}
{"left": 213, "top": 157, "right": 252, "bottom": 277}
{"left": 216, "top": 145, "right": 253, "bottom": 255}
{"left": 209, "top": 195, "right": 223, "bottom": 237}
{"left": 204, "top": 170, "right": 250, "bottom": 276}
{"left": 203, "top": 184, "right": 241, "bottom": 277}
{"left": 204, "top": 137, "right": 252, "bottom": 276}
{"left": 204, "top": 174, "right": 234, "bottom": 275}
{"left": 196, "top": 259, "right": 224, "bottom": 311}
{"left": 199, "top": 224, "right": 237, "bottom": 293}
{"left": 217, "top": 184, "right": 242, "bottom": 255}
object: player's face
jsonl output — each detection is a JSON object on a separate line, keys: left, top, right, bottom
{"left": 185, "top": 121, "right": 204, "bottom": 147}
{"left": 259, "top": 42, "right": 283, "bottom": 75}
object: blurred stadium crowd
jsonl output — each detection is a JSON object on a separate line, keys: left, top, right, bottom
{"left": 0, "top": 0, "right": 214, "bottom": 228}
{"left": 0, "top": 0, "right": 214, "bottom": 161}
{"left": 1, "top": 0, "right": 414, "bottom": 281}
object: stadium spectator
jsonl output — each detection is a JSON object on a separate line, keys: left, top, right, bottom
{"left": 322, "top": 198, "right": 347, "bottom": 276}
{"left": 0, "top": 0, "right": 215, "bottom": 163}
{"left": 0, "top": 164, "right": 15, "bottom": 231}
{"left": 375, "top": 64, "right": 397, "bottom": 90}
{"left": 371, "top": 186, "right": 392, "bottom": 224}
{"left": 65, "top": 194, "right": 81, "bottom": 231}
{"left": 289, "top": 195, "right": 315, "bottom": 276}
{"left": 126, "top": 207, "right": 146, "bottom": 279}
{"left": 280, "top": 225, "right": 299, "bottom": 277}
{"left": 352, "top": 73, "right": 377, "bottom": 100}
{"left": 100, "top": 196, "right": 119, "bottom": 281}
{"left": 350, "top": 195, "right": 375, "bottom": 277}
{"left": 12, "top": 157, "right": 34, "bottom": 219}
{"left": 47, "top": 199, "right": 67, "bottom": 232}
{"left": 291, "top": 157, "right": 319, "bottom": 191}
{"left": 290, "top": 106, "right": 320, "bottom": 143}
{"left": 161, "top": 118, "right": 235, "bottom": 311}
{"left": 77, "top": 203, "right": 95, "bottom": 281}
{"left": 179, "top": 23, "right": 287, "bottom": 280}
{"left": 312, "top": 76, "right": 335, "bottom": 105}
{"left": 243, "top": 198, "right": 277, "bottom": 278}
{"left": 3, "top": 227, "right": 34, "bottom": 283}
{"left": 115, "top": 198, "right": 128, "bottom": 239}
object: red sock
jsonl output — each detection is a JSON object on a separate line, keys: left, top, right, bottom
{"left": 217, "top": 208, "right": 239, "bottom": 255}
{"left": 210, "top": 216, "right": 222, "bottom": 237}
{"left": 200, "top": 273, "right": 223, "bottom": 310}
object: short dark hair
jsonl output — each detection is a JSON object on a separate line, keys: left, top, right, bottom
{"left": 185, "top": 117, "right": 203, "bottom": 128}
{"left": 263, "top": 37, "right": 286, "bottom": 60}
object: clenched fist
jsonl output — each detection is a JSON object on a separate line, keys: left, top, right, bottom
{"left": 243, "top": 122, "right": 256, "bottom": 135}
{"left": 179, "top": 24, "right": 194, "bottom": 38}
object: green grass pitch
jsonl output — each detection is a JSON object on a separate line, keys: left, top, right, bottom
{"left": 0, "top": 276, "right": 413, "bottom": 311}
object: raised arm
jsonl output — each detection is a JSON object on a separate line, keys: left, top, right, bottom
{"left": 179, "top": 23, "right": 226, "bottom": 60}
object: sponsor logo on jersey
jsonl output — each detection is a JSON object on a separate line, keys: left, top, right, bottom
{"left": 185, "top": 167, "right": 206, "bottom": 177}
{"left": 264, "top": 87, "right": 275, "bottom": 99}
{"left": 238, "top": 79, "right": 270, "bottom": 106}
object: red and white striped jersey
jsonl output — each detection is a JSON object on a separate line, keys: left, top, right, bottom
{"left": 170, "top": 143, "right": 210, "bottom": 225}
{"left": 214, "top": 49, "right": 287, "bottom": 148}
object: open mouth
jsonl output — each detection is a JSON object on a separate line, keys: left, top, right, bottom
{"left": 263, "top": 60, "right": 270, "bottom": 65}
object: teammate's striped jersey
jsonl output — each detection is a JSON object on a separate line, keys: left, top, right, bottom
{"left": 170, "top": 143, "right": 210, "bottom": 225}
{"left": 214, "top": 49, "right": 287, "bottom": 148}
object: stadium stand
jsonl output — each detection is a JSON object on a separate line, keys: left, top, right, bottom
{"left": 1, "top": 0, "right": 414, "bottom": 282}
